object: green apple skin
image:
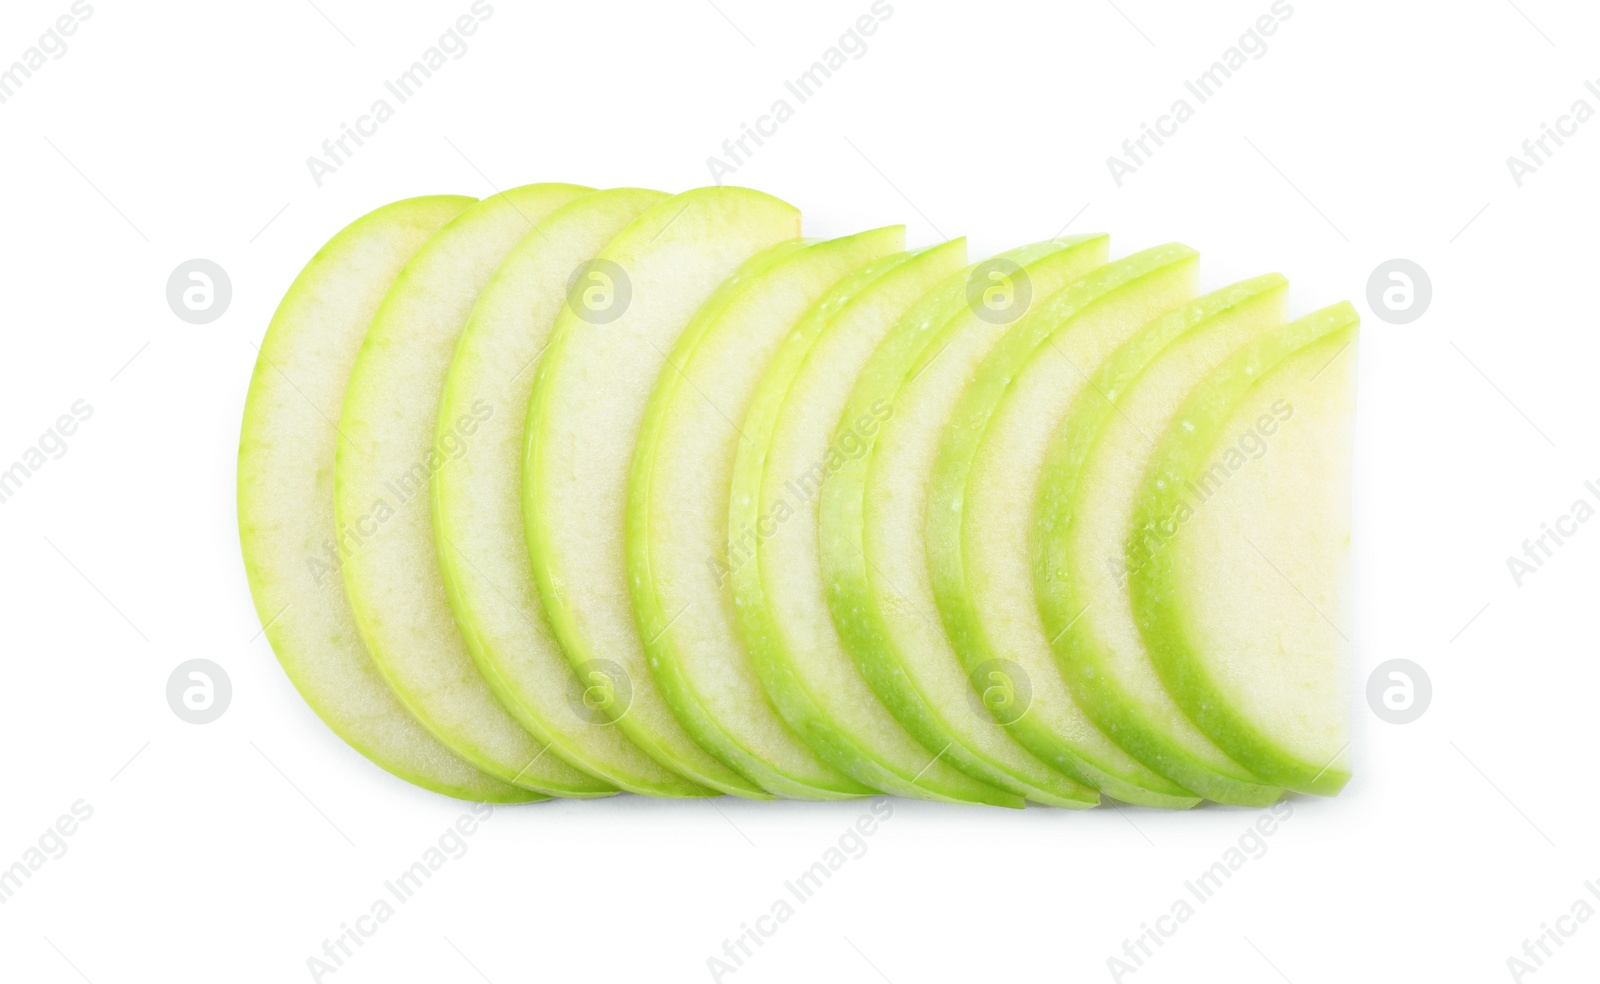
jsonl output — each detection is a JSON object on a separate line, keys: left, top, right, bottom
{"left": 525, "top": 187, "right": 801, "bottom": 799}
{"left": 239, "top": 195, "right": 540, "bottom": 803}
{"left": 1129, "top": 304, "right": 1359, "bottom": 795}
{"left": 1035, "top": 281, "right": 1299, "bottom": 806}
{"left": 731, "top": 239, "right": 1024, "bottom": 805}
{"left": 338, "top": 183, "right": 618, "bottom": 798}
{"left": 630, "top": 227, "right": 907, "bottom": 799}
{"left": 434, "top": 187, "right": 713, "bottom": 798}
{"left": 823, "top": 237, "right": 1120, "bottom": 808}
{"left": 925, "top": 249, "right": 1219, "bottom": 809}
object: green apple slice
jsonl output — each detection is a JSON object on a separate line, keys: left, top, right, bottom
{"left": 746, "top": 239, "right": 1087, "bottom": 806}
{"left": 851, "top": 244, "right": 1199, "bottom": 807}
{"left": 737, "top": 239, "right": 1018, "bottom": 805}
{"left": 939, "top": 278, "right": 1287, "bottom": 809}
{"left": 898, "top": 246, "right": 1206, "bottom": 808}
{"left": 337, "top": 183, "right": 616, "bottom": 797}
{"left": 1036, "top": 281, "right": 1303, "bottom": 806}
{"left": 434, "top": 187, "right": 716, "bottom": 798}
{"left": 628, "top": 226, "right": 906, "bottom": 799}
{"left": 815, "top": 238, "right": 1109, "bottom": 805}
{"left": 1130, "top": 304, "right": 1359, "bottom": 795}
{"left": 239, "top": 195, "right": 538, "bottom": 803}
{"left": 525, "top": 187, "right": 800, "bottom": 798}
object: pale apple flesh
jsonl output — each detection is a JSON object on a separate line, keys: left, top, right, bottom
{"left": 857, "top": 245, "right": 1200, "bottom": 807}
{"left": 239, "top": 195, "right": 540, "bottom": 803}
{"left": 247, "top": 177, "right": 1356, "bottom": 807}
{"left": 433, "top": 187, "right": 714, "bottom": 798}
{"left": 337, "top": 183, "right": 618, "bottom": 797}
{"left": 817, "top": 239, "right": 1113, "bottom": 808}
{"left": 1130, "top": 304, "right": 1358, "bottom": 794}
{"left": 1036, "top": 280, "right": 1301, "bottom": 806}
{"left": 928, "top": 248, "right": 1214, "bottom": 809}
{"left": 719, "top": 243, "right": 928, "bottom": 793}
{"left": 525, "top": 187, "right": 801, "bottom": 798}
{"left": 742, "top": 240, "right": 1081, "bottom": 809}
{"left": 629, "top": 225, "right": 907, "bottom": 799}
{"left": 735, "top": 240, "right": 1037, "bottom": 805}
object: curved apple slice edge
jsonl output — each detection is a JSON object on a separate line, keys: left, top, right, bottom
{"left": 930, "top": 260, "right": 1254, "bottom": 810}
{"left": 336, "top": 183, "right": 619, "bottom": 798}
{"left": 1130, "top": 303, "right": 1359, "bottom": 795}
{"left": 861, "top": 243, "right": 1212, "bottom": 808}
{"left": 238, "top": 194, "right": 541, "bottom": 803}
{"left": 432, "top": 187, "right": 715, "bottom": 798}
{"left": 733, "top": 243, "right": 1031, "bottom": 806}
{"left": 523, "top": 186, "right": 801, "bottom": 798}
{"left": 627, "top": 227, "right": 907, "bottom": 799}
{"left": 1038, "top": 278, "right": 1293, "bottom": 806}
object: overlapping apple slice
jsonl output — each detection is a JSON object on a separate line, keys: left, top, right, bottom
{"left": 336, "top": 183, "right": 618, "bottom": 797}
{"left": 239, "top": 194, "right": 539, "bottom": 802}
{"left": 857, "top": 243, "right": 1207, "bottom": 807}
{"left": 629, "top": 226, "right": 908, "bottom": 799}
{"left": 524, "top": 187, "right": 800, "bottom": 798}
{"left": 244, "top": 177, "right": 1359, "bottom": 806}
{"left": 734, "top": 239, "right": 1030, "bottom": 804}
{"left": 433, "top": 187, "right": 712, "bottom": 798}
{"left": 1036, "top": 277, "right": 1308, "bottom": 805}
{"left": 929, "top": 249, "right": 1220, "bottom": 809}
{"left": 1129, "top": 304, "right": 1359, "bottom": 795}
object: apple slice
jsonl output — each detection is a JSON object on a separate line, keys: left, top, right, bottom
{"left": 849, "top": 244, "right": 1199, "bottom": 807}
{"left": 525, "top": 187, "right": 800, "bottom": 798}
{"left": 743, "top": 239, "right": 1090, "bottom": 806}
{"left": 906, "top": 247, "right": 1210, "bottom": 809}
{"left": 939, "top": 286, "right": 1290, "bottom": 813}
{"left": 337, "top": 183, "right": 616, "bottom": 798}
{"left": 628, "top": 227, "right": 906, "bottom": 799}
{"left": 938, "top": 279, "right": 1287, "bottom": 809}
{"left": 1130, "top": 303, "right": 1359, "bottom": 794}
{"left": 814, "top": 238, "right": 1109, "bottom": 806}
{"left": 434, "top": 187, "right": 717, "bottom": 798}
{"left": 239, "top": 195, "right": 538, "bottom": 803}
{"left": 1036, "top": 281, "right": 1302, "bottom": 806}
{"left": 736, "top": 239, "right": 1018, "bottom": 805}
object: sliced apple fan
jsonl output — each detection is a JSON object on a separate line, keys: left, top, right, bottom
{"left": 239, "top": 184, "right": 1358, "bottom": 807}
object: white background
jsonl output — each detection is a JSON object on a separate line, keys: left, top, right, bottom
{"left": 1, "top": 0, "right": 1596, "bottom": 980}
